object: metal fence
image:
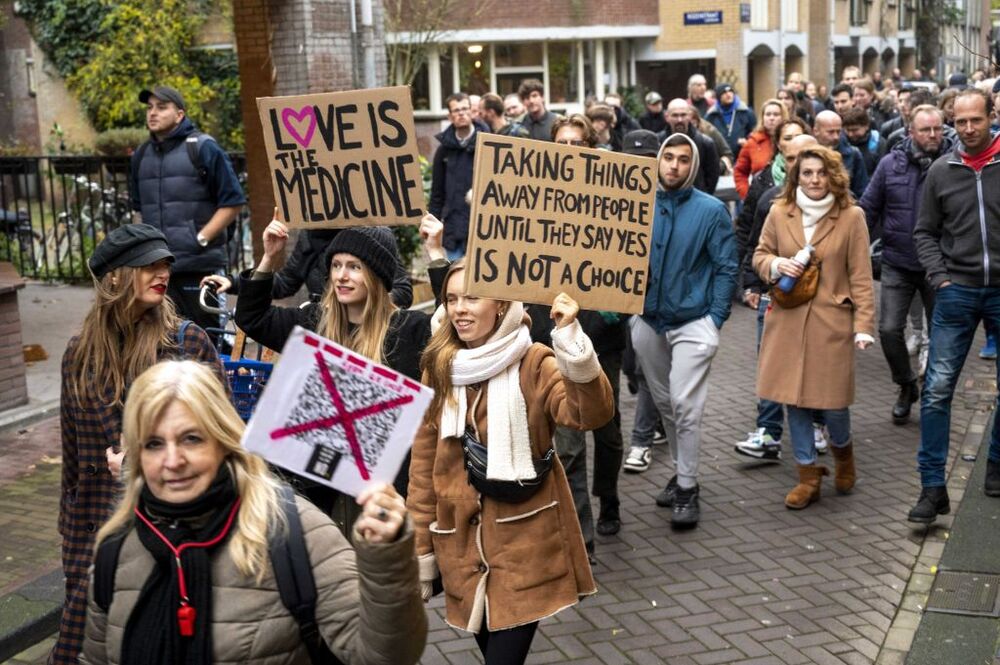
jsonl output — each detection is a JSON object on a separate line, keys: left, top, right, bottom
{"left": 0, "top": 154, "right": 253, "bottom": 281}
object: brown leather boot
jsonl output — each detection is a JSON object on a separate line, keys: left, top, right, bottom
{"left": 785, "top": 464, "right": 829, "bottom": 510}
{"left": 831, "top": 441, "right": 856, "bottom": 494}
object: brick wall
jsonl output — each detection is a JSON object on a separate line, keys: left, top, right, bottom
{"left": 390, "top": 0, "right": 657, "bottom": 29}
{"left": 0, "top": 291, "right": 28, "bottom": 410}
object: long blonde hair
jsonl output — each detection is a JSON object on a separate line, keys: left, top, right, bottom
{"left": 420, "top": 259, "right": 523, "bottom": 423}
{"left": 315, "top": 258, "right": 397, "bottom": 364}
{"left": 96, "top": 360, "right": 285, "bottom": 582}
{"left": 69, "top": 266, "right": 181, "bottom": 407}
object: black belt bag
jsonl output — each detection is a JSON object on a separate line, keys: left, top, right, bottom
{"left": 462, "top": 426, "right": 554, "bottom": 503}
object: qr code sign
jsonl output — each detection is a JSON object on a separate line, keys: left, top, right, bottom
{"left": 242, "top": 327, "right": 433, "bottom": 496}
{"left": 277, "top": 356, "right": 409, "bottom": 476}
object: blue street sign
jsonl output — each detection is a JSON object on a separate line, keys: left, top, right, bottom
{"left": 684, "top": 11, "right": 723, "bottom": 25}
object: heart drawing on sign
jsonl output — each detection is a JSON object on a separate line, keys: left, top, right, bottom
{"left": 281, "top": 106, "right": 317, "bottom": 149}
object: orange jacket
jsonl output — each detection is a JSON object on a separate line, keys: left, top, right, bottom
{"left": 734, "top": 130, "right": 775, "bottom": 199}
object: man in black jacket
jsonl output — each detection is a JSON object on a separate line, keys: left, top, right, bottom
{"left": 910, "top": 88, "right": 1000, "bottom": 523}
{"left": 658, "top": 99, "right": 719, "bottom": 194}
{"left": 639, "top": 91, "right": 667, "bottom": 134}
{"left": 429, "top": 93, "right": 487, "bottom": 260}
{"left": 131, "top": 85, "right": 245, "bottom": 331}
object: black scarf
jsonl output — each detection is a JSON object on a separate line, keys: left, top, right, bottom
{"left": 121, "top": 464, "right": 239, "bottom": 665}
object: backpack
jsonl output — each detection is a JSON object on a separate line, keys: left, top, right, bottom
{"left": 93, "top": 484, "right": 344, "bottom": 665}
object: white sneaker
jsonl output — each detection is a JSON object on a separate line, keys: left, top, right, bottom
{"left": 623, "top": 446, "right": 652, "bottom": 473}
{"left": 813, "top": 424, "right": 829, "bottom": 455}
{"left": 734, "top": 428, "right": 782, "bottom": 461}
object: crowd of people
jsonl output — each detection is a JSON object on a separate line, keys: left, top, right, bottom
{"left": 49, "top": 66, "right": 1000, "bottom": 664}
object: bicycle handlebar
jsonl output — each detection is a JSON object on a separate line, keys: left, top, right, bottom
{"left": 198, "top": 284, "right": 227, "bottom": 315}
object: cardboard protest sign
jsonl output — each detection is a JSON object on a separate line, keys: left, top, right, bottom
{"left": 464, "top": 134, "right": 656, "bottom": 314}
{"left": 257, "top": 86, "right": 425, "bottom": 229}
{"left": 242, "top": 326, "right": 433, "bottom": 497}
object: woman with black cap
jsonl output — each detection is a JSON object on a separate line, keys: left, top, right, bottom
{"left": 52, "top": 225, "right": 225, "bottom": 664}
{"left": 234, "top": 212, "right": 436, "bottom": 532}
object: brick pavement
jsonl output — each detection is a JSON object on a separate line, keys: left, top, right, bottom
{"left": 2, "top": 294, "right": 995, "bottom": 664}
{"left": 422, "top": 302, "right": 996, "bottom": 665}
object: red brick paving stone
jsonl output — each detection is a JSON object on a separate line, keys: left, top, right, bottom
{"left": 419, "top": 304, "right": 996, "bottom": 663}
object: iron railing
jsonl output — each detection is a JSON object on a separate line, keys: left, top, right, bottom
{"left": 0, "top": 154, "right": 253, "bottom": 281}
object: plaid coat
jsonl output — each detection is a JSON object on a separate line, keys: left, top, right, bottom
{"left": 51, "top": 323, "right": 224, "bottom": 665}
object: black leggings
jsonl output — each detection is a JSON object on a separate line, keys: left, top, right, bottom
{"left": 474, "top": 621, "right": 539, "bottom": 665}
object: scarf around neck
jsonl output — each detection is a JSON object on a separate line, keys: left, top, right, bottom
{"left": 121, "top": 464, "right": 239, "bottom": 665}
{"left": 771, "top": 154, "right": 787, "bottom": 186}
{"left": 796, "top": 187, "right": 835, "bottom": 243}
{"left": 431, "top": 302, "right": 535, "bottom": 480}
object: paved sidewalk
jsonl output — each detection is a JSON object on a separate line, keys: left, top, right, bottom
{"left": 1, "top": 291, "right": 996, "bottom": 664}
{"left": 420, "top": 302, "right": 996, "bottom": 665}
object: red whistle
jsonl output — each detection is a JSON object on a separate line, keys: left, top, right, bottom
{"left": 177, "top": 603, "right": 196, "bottom": 637}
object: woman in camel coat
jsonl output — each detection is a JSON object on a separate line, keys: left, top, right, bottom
{"left": 754, "top": 145, "right": 875, "bottom": 510}
{"left": 408, "top": 259, "right": 613, "bottom": 665}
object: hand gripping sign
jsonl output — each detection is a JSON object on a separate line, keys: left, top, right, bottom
{"left": 242, "top": 327, "right": 432, "bottom": 497}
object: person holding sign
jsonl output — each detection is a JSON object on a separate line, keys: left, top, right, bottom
{"left": 631, "top": 133, "right": 739, "bottom": 529}
{"left": 408, "top": 260, "right": 614, "bottom": 665}
{"left": 234, "top": 211, "right": 431, "bottom": 532}
{"left": 79, "top": 360, "right": 426, "bottom": 665}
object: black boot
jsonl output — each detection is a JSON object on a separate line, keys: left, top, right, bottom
{"left": 986, "top": 460, "right": 1000, "bottom": 497}
{"left": 596, "top": 497, "right": 621, "bottom": 535}
{"left": 892, "top": 380, "right": 919, "bottom": 425}
{"left": 907, "top": 486, "right": 950, "bottom": 524}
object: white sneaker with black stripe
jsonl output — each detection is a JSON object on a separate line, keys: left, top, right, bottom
{"left": 623, "top": 446, "right": 652, "bottom": 473}
{"left": 734, "top": 428, "right": 782, "bottom": 460}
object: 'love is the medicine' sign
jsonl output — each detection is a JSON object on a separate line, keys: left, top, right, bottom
{"left": 257, "top": 86, "right": 425, "bottom": 228}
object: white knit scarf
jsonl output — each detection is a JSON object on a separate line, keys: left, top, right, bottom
{"left": 795, "top": 187, "right": 835, "bottom": 243}
{"left": 431, "top": 302, "right": 536, "bottom": 480}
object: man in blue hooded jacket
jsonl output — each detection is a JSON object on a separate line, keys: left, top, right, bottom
{"left": 630, "top": 132, "right": 738, "bottom": 528}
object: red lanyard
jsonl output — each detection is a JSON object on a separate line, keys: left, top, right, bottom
{"left": 133, "top": 498, "right": 242, "bottom": 637}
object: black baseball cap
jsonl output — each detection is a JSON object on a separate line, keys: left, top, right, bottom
{"left": 138, "top": 85, "right": 186, "bottom": 110}
{"left": 715, "top": 83, "right": 735, "bottom": 97}
{"left": 89, "top": 224, "right": 175, "bottom": 279}
{"left": 622, "top": 130, "right": 661, "bottom": 157}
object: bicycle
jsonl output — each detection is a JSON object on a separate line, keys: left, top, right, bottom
{"left": 199, "top": 282, "right": 274, "bottom": 421}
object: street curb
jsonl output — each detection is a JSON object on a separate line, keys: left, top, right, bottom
{"left": 0, "top": 568, "right": 63, "bottom": 662}
{"left": 0, "top": 399, "right": 59, "bottom": 433}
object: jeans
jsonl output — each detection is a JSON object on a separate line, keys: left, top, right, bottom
{"left": 787, "top": 406, "right": 851, "bottom": 465}
{"left": 756, "top": 296, "right": 784, "bottom": 439}
{"left": 879, "top": 264, "right": 935, "bottom": 385}
{"left": 556, "top": 351, "right": 624, "bottom": 552}
{"left": 631, "top": 373, "right": 658, "bottom": 448}
{"left": 919, "top": 283, "right": 1000, "bottom": 486}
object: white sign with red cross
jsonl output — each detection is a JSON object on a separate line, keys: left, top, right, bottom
{"left": 242, "top": 326, "right": 433, "bottom": 497}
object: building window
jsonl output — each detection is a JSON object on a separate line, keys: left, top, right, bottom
{"left": 850, "top": 0, "right": 871, "bottom": 26}
{"left": 493, "top": 42, "right": 544, "bottom": 98}
{"left": 898, "top": 0, "right": 916, "bottom": 30}
{"left": 458, "top": 43, "right": 491, "bottom": 95}
{"left": 547, "top": 43, "right": 579, "bottom": 104}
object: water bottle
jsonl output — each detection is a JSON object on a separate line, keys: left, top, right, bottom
{"left": 777, "top": 245, "right": 814, "bottom": 293}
